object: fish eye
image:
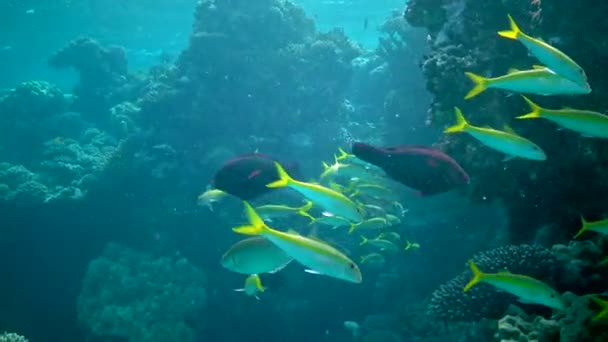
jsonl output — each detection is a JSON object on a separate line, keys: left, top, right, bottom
{"left": 550, "top": 294, "right": 555, "bottom": 298}
{"left": 349, "top": 262, "right": 355, "bottom": 270}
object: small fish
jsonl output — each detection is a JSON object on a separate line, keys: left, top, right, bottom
{"left": 321, "top": 160, "right": 375, "bottom": 182}
{"left": 464, "top": 260, "right": 564, "bottom": 310}
{"left": 385, "top": 214, "right": 402, "bottom": 226}
{"left": 335, "top": 147, "right": 369, "bottom": 166}
{"left": 221, "top": 237, "right": 293, "bottom": 275}
{"left": 256, "top": 201, "right": 315, "bottom": 222}
{"left": 233, "top": 202, "right": 362, "bottom": 283}
{"left": 362, "top": 204, "right": 386, "bottom": 217}
{"left": 591, "top": 296, "right": 608, "bottom": 320}
{"left": 311, "top": 213, "right": 352, "bottom": 229}
{"left": 517, "top": 96, "right": 608, "bottom": 139}
{"left": 197, "top": 188, "right": 228, "bottom": 211}
{"left": 404, "top": 240, "right": 420, "bottom": 251}
{"left": 498, "top": 14, "right": 589, "bottom": 87}
{"left": 267, "top": 162, "right": 364, "bottom": 222}
{"left": 574, "top": 216, "right": 608, "bottom": 239}
{"left": 234, "top": 274, "right": 265, "bottom": 300}
{"left": 360, "top": 253, "right": 385, "bottom": 265}
{"left": 464, "top": 67, "right": 590, "bottom": 100}
{"left": 445, "top": 107, "right": 547, "bottom": 161}
{"left": 352, "top": 184, "right": 395, "bottom": 199}
{"left": 359, "top": 236, "right": 398, "bottom": 253}
{"left": 379, "top": 231, "right": 401, "bottom": 243}
{"left": 349, "top": 217, "right": 388, "bottom": 234}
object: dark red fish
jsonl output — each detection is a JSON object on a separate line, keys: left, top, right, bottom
{"left": 212, "top": 153, "right": 300, "bottom": 200}
{"left": 351, "top": 142, "right": 469, "bottom": 196}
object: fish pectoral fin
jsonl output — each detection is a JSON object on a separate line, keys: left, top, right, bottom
{"left": 517, "top": 297, "right": 535, "bottom": 305}
{"left": 502, "top": 155, "right": 517, "bottom": 162}
{"left": 304, "top": 269, "right": 323, "bottom": 275}
{"left": 233, "top": 288, "right": 245, "bottom": 292}
{"left": 268, "top": 259, "right": 293, "bottom": 274}
{"left": 255, "top": 295, "right": 261, "bottom": 300}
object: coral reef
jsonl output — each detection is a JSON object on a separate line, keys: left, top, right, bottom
{"left": 551, "top": 238, "right": 608, "bottom": 294}
{"left": 427, "top": 244, "right": 558, "bottom": 322}
{"left": 404, "top": 0, "right": 608, "bottom": 243}
{"left": 77, "top": 243, "right": 207, "bottom": 342}
{"left": 0, "top": 333, "right": 28, "bottom": 342}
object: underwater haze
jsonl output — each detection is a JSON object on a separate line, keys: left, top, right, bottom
{"left": 1, "top": 0, "right": 607, "bottom": 342}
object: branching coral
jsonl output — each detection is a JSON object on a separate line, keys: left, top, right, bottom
{"left": 77, "top": 243, "right": 207, "bottom": 342}
{"left": 427, "top": 244, "right": 558, "bottom": 321}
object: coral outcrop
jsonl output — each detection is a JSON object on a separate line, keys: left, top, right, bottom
{"left": 0, "top": 333, "right": 28, "bottom": 342}
{"left": 77, "top": 243, "right": 207, "bottom": 342}
{"left": 404, "top": 0, "right": 608, "bottom": 243}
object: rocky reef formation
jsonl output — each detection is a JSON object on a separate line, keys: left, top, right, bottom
{"left": 0, "top": 333, "right": 28, "bottom": 342}
{"left": 77, "top": 243, "right": 207, "bottom": 342}
{"left": 404, "top": 0, "right": 608, "bottom": 242}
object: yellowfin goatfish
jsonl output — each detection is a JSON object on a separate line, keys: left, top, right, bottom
{"left": 359, "top": 236, "right": 398, "bottom": 253}
{"left": 234, "top": 274, "right": 265, "bottom": 300}
{"left": 464, "top": 67, "right": 590, "bottom": 100}
{"left": 498, "top": 14, "right": 589, "bottom": 88}
{"left": 197, "top": 188, "right": 228, "bottom": 211}
{"left": 464, "top": 260, "right": 564, "bottom": 310}
{"left": 267, "top": 162, "right": 364, "bottom": 222}
{"left": 221, "top": 237, "right": 293, "bottom": 275}
{"left": 591, "top": 296, "right": 608, "bottom": 320}
{"left": 574, "top": 216, "right": 608, "bottom": 239}
{"left": 517, "top": 96, "right": 608, "bottom": 139}
{"left": 404, "top": 240, "right": 420, "bottom": 251}
{"left": 255, "top": 201, "right": 315, "bottom": 222}
{"left": 233, "top": 202, "right": 362, "bottom": 284}
{"left": 349, "top": 217, "right": 387, "bottom": 234}
{"left": 445, "top": 107, "right": 546, "bottom": 161}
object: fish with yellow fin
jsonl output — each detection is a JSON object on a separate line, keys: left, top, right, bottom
{"left": 255, "top": 201, "right": 315, "bottom": 222}
{"left": 234, "top": 274, "right": 265, "bottom": 300}
{"left": 267, "top": 162, "right": 364, "bottom": 222}
{"left": 404, "top": 240, "right": 420, "bottom": 251}
{"left": 233, "top": 202, "right": 362, "bottom": 283}
{"left": 574, "top": 216, "right": 608, "bottom": 239}
{"left": 197, "top": 188, "right": 228, "bottom": 211}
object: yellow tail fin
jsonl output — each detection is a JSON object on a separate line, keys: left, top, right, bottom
{"left": 463, "top": 260, "right": 485, "bottom": 292}
{"left": 574, "top": 215, "right": 589, "bottom": 239}
{"left": 297, "top": 201, "right": 315, "bottom": 222}
{"left": 348, "top": 222, "right": 358, "bottom": 234}
{"left": 266, "top": 162, "right": 292, "bottom": 188}
{"left": 516, "top": 96, "right": 543, "bottom": 120}
{"left": 359, "top": 236, "right": 369, "bottom": 246}
{"left": 444, "top": 107, "right": 470, "bottom": 133}
{"left": 497, "top": 14, "right": 521, "bottom": 40}
{"left": 464, "top": 72, "right": 489, "bottom": 99}
{"left": 591, "top": 296, "right": 608, "bottom": 320}
{"left": 233, "top": 202, "right": 269, "bottom": 235}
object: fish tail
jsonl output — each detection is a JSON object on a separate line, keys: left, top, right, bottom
{"left": 574, "top": 215, "right": 589, "bottom": 239}
{"left": 405, "top": 241, "right": 412, "bottom": 250}
{"left": 497, "top": 14, "right": 521, "bottom": 40}
{"left": 266, "top": 162, "right": 292, "bottom": 188}
{"left": 337, "top": 147, "right": 351, "bottom": 161}
{"left": 348, "top": 223, "right": 358, "bottom": 234}
{"left": 516, "top": 96, "right": 543, "bottom": 120}
{"left": 464, "top": 72, "right": 489, "bottom": 99}
{"left": 444, "top": 107, "right": 470, "bottom": 133}
{"left": 232, "top": 202, "right": 269, "bottom": 235}
{"left": 359, "top": 236, "right": 368, "bottom": 246}
{"left": 360, "top": 255, "right": 367, "bottom": 264}
{"left": 322, "top": 161, "right": 330, "bottom": 171}
{"left": 591, "top": 296, "right": 608, "bottom": 320}
{"left": 297, "top": 201, "right": 315, "bottom": 222}
{"left": 463, "top": 260, "right": 485, "bottom": 292}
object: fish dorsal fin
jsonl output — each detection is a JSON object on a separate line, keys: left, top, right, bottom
{"left": 532, "top": 64, "right": 546, "bottom": 70}
{"left": 507, "top": 68, "right": 521, "bottom": 74}
{"left": 503, "top": 124, "right": 517, "bottom": 134}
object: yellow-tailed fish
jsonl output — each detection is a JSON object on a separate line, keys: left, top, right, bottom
{"left": 379, "top": 231, "right": 401, "bottom": 243}
{"left": 335, "top": 147, "right": 370, "bottom": 167}
{"left": 221, "top": 237, "right": 293, "bottom": 275}
{"left": 464, "top": 260, "right": 564, "bottom": 310}
{"left": 445, "top": 107, "right": 546, "bottom": 161}
{"left": 498, "top": 14, "right": 589, "bottom": 87}
{"left": 360, "top": 253, "right": 385, "bottom": 265}
{"left": 385, "top": 214, "right": 401, "bottom": 226}
{"left": 574, "top": 215, "right": 608, "bottom": 239}
{"left": 255, "top": 201, "right": 315, "bottom": 222}
{"left": 349, "top": 217, "right": 387, "bottom": 234}
{"left": 197, "top": 188, "right": 228, "bottom": 211}
{"left": 267, "top": 162, "right": 364, "bottom": 222}
{"left": 234, "top": 274, "right": 265, "bottom": 300}
{"left": 464, "top": 67, "right": 590, "bottom": 100}
{"left": 362, "top": 204, "right": 386, "bottom": 217}
{"left": 311, "top": 213, "right": 352, "bottom": 229}
{"left": 404, "top": 240, "right": 420, "bottom": 251}
{"left": 321, "top": 161, "right": 376, "bottom": 182}
{"left": 233, "top": 202, "right": 362, "bottom": 283}
{"left": 591, "top": 296, "right": 608, "bottom": 320}
{"left": 517, "top": 96, "right": 608, "bottom": 139}
{"left": 359, "top": 236, "right": 398, "bottom": 253}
